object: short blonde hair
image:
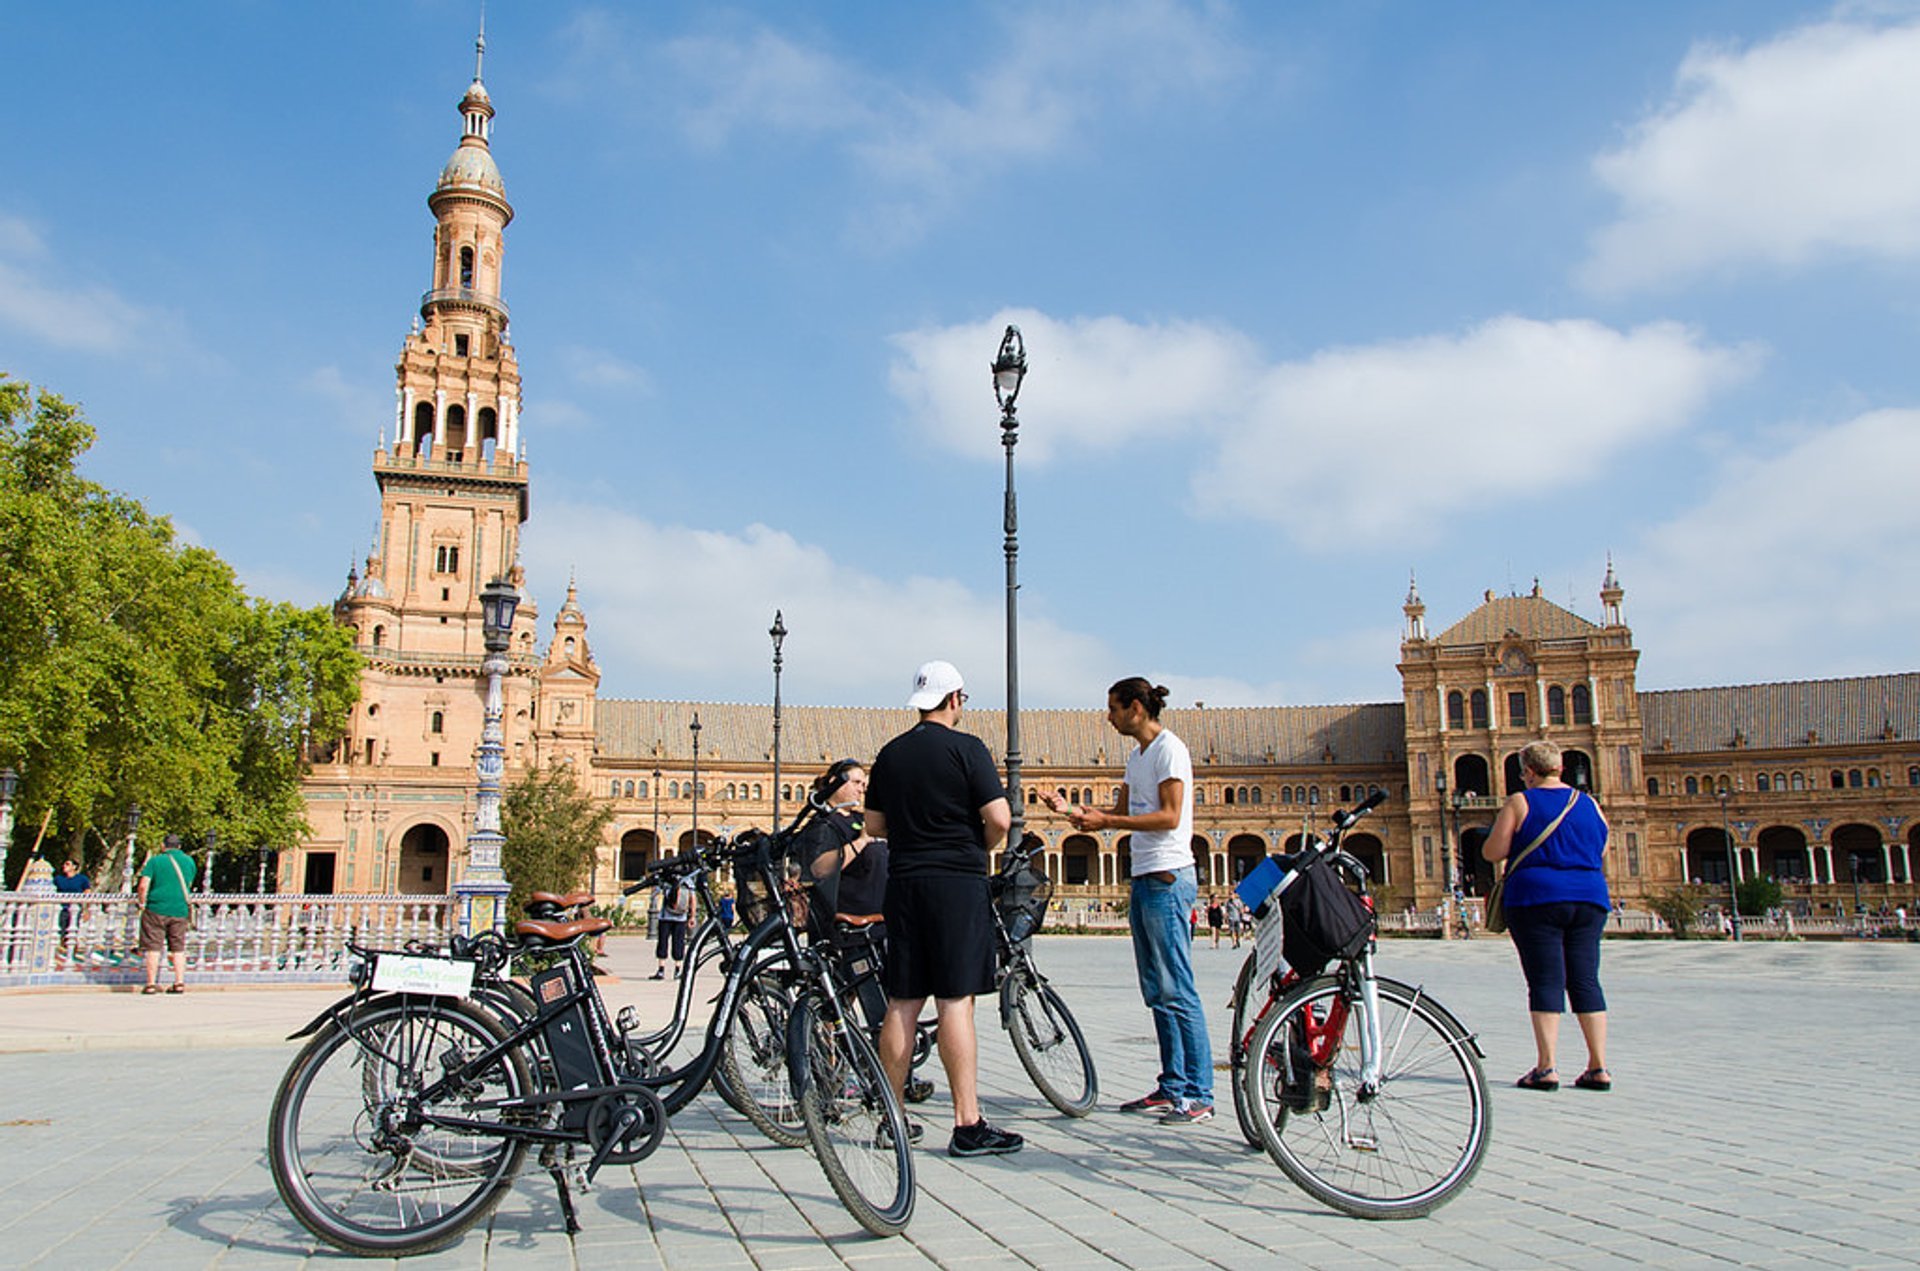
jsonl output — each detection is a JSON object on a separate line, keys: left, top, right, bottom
{"left": 1520, "top": 740, "right": 1562, "bottom": 777}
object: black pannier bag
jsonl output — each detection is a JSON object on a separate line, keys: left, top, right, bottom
{"left": 1271, "top": 851, "right": 1374, "bottom": 980}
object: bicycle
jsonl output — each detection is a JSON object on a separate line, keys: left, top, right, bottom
{"left": 267, "top": 801, "right": 915, "bottom": 1255}
{"left": 1227, "top": 791, "right": 1491, "bottom": 1219}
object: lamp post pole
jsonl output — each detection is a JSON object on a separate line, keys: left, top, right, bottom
{"left": 689, "top": 713, "right": 703, "bottom": 858}
{"left": 770, "top": 611, "right": 787, "bottom": 831}
{"left": 201, "top": 829, "right": 216, "bottom": 894}
{"left": 121, "top": 803, "right": 142, "bottom": 895}
{"left": 993, "top": 326, "right": 1029, "bottom": 844}
{"left": 456, "top": 576, "right": 519, "bottom": 937}
{"left": 651, "top": 766, "right": 663, "bottom": 864}
{"left": 1718, "top": 787, "right": 1742, "bottom": 943}
{"left": 1435, "top": 774, "right": 1455, "bottom": 940}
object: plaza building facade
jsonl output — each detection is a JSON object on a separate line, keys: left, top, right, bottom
{"left": 294, "top": 48, "right": 1920, "bottom": 918}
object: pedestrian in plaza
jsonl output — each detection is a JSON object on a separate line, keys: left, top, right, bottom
{"left": 1483, "top": 740, "right": 1611, "bottom": 1092}
{"left": 53, "top": 856, "right": 91, "bottom": 941}
{"left": 1227, "top": 896, "right": 1247, "bottom": 949}
{"left": 1045, "top": 676, "right": 1213, "bottom": 1125}
{"left": 865, "top": 660, "right": 1021, "bottom": 1158}
{"left": 138, "top": 833, "right": 196, "bottom": 994}
{"left": 1205, "top": 894, "right": 1225, "bottom": 948}
{"left": 650, "top": 874, "right": 693, "bottom": 979}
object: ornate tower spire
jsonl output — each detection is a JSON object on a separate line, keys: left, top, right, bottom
{"left": 1600, "top": 555, "right": 1625, "bottom": 626}
{"left": 1403, "top": 571, "right": 1428, "bottom": 642}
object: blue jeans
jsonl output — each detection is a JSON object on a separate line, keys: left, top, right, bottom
{"left": 1130, "top": 867, "right": 1213, "bottom": 1107}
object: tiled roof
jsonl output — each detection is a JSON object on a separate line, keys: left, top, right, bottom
{"left": 1433, "top": 595, "right": 1598, "bottom": 646}
{"left": 594, "top": 699, "right": 1410, "bottom": 768}
{"left": 1639, "top": 673, "right": 1920, "bottom": 753}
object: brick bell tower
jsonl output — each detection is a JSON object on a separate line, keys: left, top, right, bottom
{"left": 315, "top": 28, "right": 538, "bottom": 898}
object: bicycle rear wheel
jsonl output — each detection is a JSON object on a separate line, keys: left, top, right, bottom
{"left": 1243, "top": 975, "right": 1489, "bottom": 1219}
{"left": 716, "top": 965, "right": 807, "bottom": 1147}
{"left": 269, "top": 996, "right": 532, "bottom": 1256}
{"left": 789, "top": 993, "right": 914, "bottom": 1236}
{"left": 1000, "top": 970, "right": 1097, "bottom": 1117}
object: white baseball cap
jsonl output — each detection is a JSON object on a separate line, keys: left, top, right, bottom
{"left": 906, "top": 659, "right": 965, "bottom": 710}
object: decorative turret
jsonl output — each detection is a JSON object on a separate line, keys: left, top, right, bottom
{"left": 1600, "top": 556, "right": 1625, "bottom": 627}
{"left": 1403, "top": 572, "right": 1428, "bottom": 642}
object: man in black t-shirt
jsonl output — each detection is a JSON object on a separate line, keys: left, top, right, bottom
{"left": 865, "top": 659, "right": 1022, "bottom": 1158}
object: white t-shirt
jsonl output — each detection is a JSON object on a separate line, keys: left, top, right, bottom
{"left": 1124, "top": 728, "right": 1194, "bottom": 876}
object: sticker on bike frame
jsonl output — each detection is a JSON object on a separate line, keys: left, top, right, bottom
{"left": 370, "top": 954, "right": 476, "bottom": 997}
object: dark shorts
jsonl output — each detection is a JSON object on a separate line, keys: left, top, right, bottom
{"left": 882, "top": 875, "right": 995, "bottom": 1001}
{"left": 139, "top": 911, "right": 190, "bottom": 953}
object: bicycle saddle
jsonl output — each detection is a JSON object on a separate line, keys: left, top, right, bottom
{"left": 513, "top": 916, "right": 614, "bottom": 945}
{"left": 529, "top": 890, "right": 595, "bottom": 909}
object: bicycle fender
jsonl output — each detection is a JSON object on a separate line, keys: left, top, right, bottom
{"left": 995, "top": 970, "right": 1026, "bottom": 1029}
{"left": 785, "top": 995, "right": 814, "bottom": 1104}
{"left": 285, "top": 991, "right": 436, "bottom": 1040}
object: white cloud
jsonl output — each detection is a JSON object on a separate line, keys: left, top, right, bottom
{"left": 0, "top": 215, "right": 157, "bottom": 353}
{"left": 1580, "top": 15, "right": 1920, "bottom": 292}
{"left": 890, "top": 310, "right": 1757, "bottom": 547}
{"left": 522, "top": 499, "right": 1119, "bottom": 708}
{"left": 1627, "top": 407, "right": 1920, "bottom": 684}
{"left": 887, "top": 307, "right": 1259, "bottom": 463}
{"left": 302, "top": 365, "right": 388, "bottom": 438}
{"left": 555, "top": 1, "right": 1251, "bottom": 243}
{"left": 559, "top": 347, "right": 654, "bottom": 392}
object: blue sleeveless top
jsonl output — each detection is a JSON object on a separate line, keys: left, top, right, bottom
{"left": 1503, "top": 787, "right": 1610, "bottom": 910}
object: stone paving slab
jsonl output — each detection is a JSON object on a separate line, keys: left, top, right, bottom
{"left": 1, "top": 935, "right": 1916, "bottom": 1267}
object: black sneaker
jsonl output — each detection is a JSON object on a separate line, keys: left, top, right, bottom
{"left": 1118, "top": 1090, "right": 1175, "bottom": 1114}
{"left": 948, "top": 1119, "right": 1023, "bottom": 1158}
{"left": 876, "top": 1118, "right": 925, "bottom": 1147}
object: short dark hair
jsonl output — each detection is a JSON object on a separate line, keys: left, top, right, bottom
{"left": 162, "top": 833, "right": 182, "bottom": 849}
{"left": 812, "top": 758, "right": 864, "bottom": 800}
{"left": 1108, "top": 677, "right": 1170, "bottom": 720}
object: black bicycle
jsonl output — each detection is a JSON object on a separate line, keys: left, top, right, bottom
{"left": 267, "top": 802, "right": 915, "bottom": 1255}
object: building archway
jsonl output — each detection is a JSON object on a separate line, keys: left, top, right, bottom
{"left": 1562, "top": 748, "right": 1596, "bottom": 793}
{"left": 1227, "top": 833, "right": 1265, "bottom": 883}
{"left": 1685, "top": 826, "right": 1735, "bottom": 885}
{"left": 1502, "top": 752, "right": 1524, "bottom": 796}
{"left": 1756, "top": 825, "right": 1809, "bottom": 882}
{"left": 397, "top": 822, "right": 451, "bottom": 895}
{"left": 1061, "top": 834, "right": 1097, "bottom": 886}
{"left": 1452, "top": 754, "right": 1491, "bottom": 797}
{"left": 676, "top": 828, "right": 718, "bottom": 855}
{"left": 1345, "top": 832, "right": 1385, "bottom": 886}
{"left": 1191, "top": 834, "right": 1211, "bottom": 884}
{"left": 619, "top": 828, "right": 658, "bottom": 882}
{"left": 1833, "top": 823, "right": 1884, "bottom": 883}
{"left": 1458, "top": 822, "right": 1494, "bottom": 895}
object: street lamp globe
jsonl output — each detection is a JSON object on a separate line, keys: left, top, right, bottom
{"left": 480, "top": 576, "right": 520, "bottom": 653}
{"left": 0, "top": 766, "right": 18, "bottom": 804}
{"left": 993, "top": 326, "right": 1027, "bottom": 415}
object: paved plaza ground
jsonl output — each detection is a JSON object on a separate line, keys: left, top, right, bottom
{"left": 1, "top": 933, "right": 1915, "bottom": 1269}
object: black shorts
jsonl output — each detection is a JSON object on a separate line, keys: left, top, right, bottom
{"left": 882, "top": 875, "right": 995, "bottom": 1001}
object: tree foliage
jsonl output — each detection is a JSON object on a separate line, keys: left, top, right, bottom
{"left": 0, "top": 377, "right": 360, "bottom": 886}
{"left": 501, "top": 764, "right": 614, "bottom": 921}
{"left": 1646, "top": 884, "right": 1712, "bottom": 938}
{"left": 1735, "top": 876, "right": 1784, "bottom": 918}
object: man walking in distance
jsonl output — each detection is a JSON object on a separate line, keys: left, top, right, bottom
{"left": 865, "top": 660, "right": 1023, "bottom": 1158}
{"left": 1044, "top": 677, "right": 1213, "bottom": 1123}
{"left": 138, "top": 833, "right": 198, "bottom": 995}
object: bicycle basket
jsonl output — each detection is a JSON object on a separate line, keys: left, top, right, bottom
{"left": 732, "top": 830, "right": 785, "bottom": 928}
{"left": 992, "top": 853, "right": 1051, "bottom": 942}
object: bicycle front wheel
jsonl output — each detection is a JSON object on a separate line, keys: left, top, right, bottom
{"left": 268, "top": 996, "right": 532, "bottom": 1256}
{"left": 1243, "top": 976, "right": 1489, "bottom": 1219}
{"left": 789, "top": 993, "right": 914, "bottom": 1236}
{"left": 1000, "top": 970, "right": 1097, "bottom": 1117}
{"left": 716, "top": 965, "right": 807, "bottom": 1147}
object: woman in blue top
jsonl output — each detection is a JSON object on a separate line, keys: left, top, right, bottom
{"left": 1484, "top": 740, "right": 1612, "bottom": 1093}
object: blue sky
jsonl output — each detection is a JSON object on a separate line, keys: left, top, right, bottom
{"left": 5, "top": 1, "right": 1919, "bottom": 712}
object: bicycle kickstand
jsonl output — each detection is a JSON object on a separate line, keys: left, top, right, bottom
{"left": 541, "top": 1145, "right": 587, "bottom": 1235}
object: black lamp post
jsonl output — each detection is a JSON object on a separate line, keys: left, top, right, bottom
{"left": 689, "top": 713, "right": 702, "bottom": 858}
{"left": 993, "top": 325, "right": 1029, "bottom": 842}
{"left": 460, "top": 575, "right": 520, "bottom": 935}
{"left": 1718, "top": 787, "right": 1742, "bottom": 942}
{"left": 770, "top": 611, "right": 787, "bottom": 830}
{"left": 1435, "top": 773, "right": 1456, "bottom": 940}
{"left": 651, "top": 765, "right": 663, "bottom": 864}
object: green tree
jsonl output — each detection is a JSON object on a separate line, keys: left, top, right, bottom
{"left": 1646, "top": 883, "right": 1711, "bottom": 938}
{"left": 1735, "top": 876, "right": 1784, "bottom": 918}
{"left": 0, "top": 376, "right": 360, "bottom": 886}
{"left": 501, "top": 764, "right": 614, "bottom": 921}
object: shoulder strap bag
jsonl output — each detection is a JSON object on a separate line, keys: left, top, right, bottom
{"left": 162, "top": 850, "right": 195, "bottom": 928}
{"left": 1484, "top": 790, "right": 1581, "bottom": 935}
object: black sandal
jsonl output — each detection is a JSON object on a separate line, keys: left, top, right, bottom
{"left": 1574, "top": 1068, "right": 1611, "bottom": 1091}
{"left": 1515, "top": 1067, "right": 1559, "bottom": 1091}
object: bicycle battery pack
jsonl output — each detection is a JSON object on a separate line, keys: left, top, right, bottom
{"left": 531, "top": 964, "right": 607, "bottom": 1127}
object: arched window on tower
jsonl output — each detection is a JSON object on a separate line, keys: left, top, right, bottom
{"left": 460, "top": 246, "right": 475, "bottom": 289}
{"left": 444, "top": 404, "right": 467, "bottom": 458}
{"left": 1756, "top": 773, "right": 1771, "bottom": 792}
{"left": 1571, "top": 684, "right": 1593, "bottom": 724}
{"left": 478, "top": 407, "right": 498, "bottom": 464}
{"left": 1447, "top": 691, "right": 1465, "bottom": 730}
{"left": 1224, "top": 787, "right": 1235, "bottom": 805}
{"left": 1647, "top": 777, "right": 1659, "bottom": 796}
{"left": 429, "top": 711, "right": 444, "bottom": 735}
{"left": 1469, "top": 690, "right": 1489, "bottom": 730}
{"left": 1685, "top": 776, "right": 1698, "bottom": 795}
{"left": 413, "top": 401, "right": 436, "bottom": 458}
{"left": 1548, "top": 685, "right": 1567, "bottom": 725}
{"left": 371, "top": 625, "right": 385, "bottom": 648}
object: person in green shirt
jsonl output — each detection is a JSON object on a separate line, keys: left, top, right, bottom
{"left": 138, "top": 833, "right": 197, "bottom": 994}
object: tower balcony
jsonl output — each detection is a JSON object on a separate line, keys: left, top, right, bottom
{"left": 420, "top": 286, "right": 509, "bottom": 323}
{"left": 374, "top": 448, "right": 526, "bottom": 481}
